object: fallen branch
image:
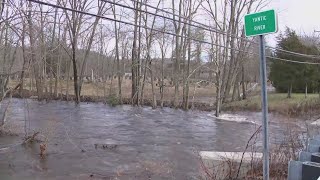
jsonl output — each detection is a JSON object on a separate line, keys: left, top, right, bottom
{"left": 22, "top": 131, "right": 40, "bottom": 144}
{"left": 0, "top": 82, "right": 21, "bottom": 102}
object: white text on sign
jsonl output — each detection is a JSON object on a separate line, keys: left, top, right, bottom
{"left": 254, "top": 25, "right": 266, "bottom": 31}
{"left": 253, "top": 16, "right": 267, "bottom": 31}
{"left": 253, "top": 16, "right": 267, "bottom": 22}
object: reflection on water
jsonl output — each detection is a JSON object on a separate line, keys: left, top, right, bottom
{"left": 0, "top": 98, "right": 302, "bottom": 179}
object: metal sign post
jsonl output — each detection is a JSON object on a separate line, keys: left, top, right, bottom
{"left": 259, "top": 34, "right": 269, "bottom": 180}
{"left": 244, "top": 9, "right": 278, "bottom": 180}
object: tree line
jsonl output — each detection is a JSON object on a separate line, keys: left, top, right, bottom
{"left": 0, "top": 0, "right": 268, "bottom": 117}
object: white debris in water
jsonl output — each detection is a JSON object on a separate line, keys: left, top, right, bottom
{"left": 311, "top": 119, "right": 320, "bottom": 126}
{"left": 208, "top": 113, "right": 257, "bottom": 124}
{"left": 199, "top": 151, "right": 263, "bottom": 163}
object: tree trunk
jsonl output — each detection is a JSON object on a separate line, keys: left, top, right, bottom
{"left": 241, "top": 65, "right": 246, "bottom": 100}
{"left": 30, "top": 71, "right": 33, "bottom": 91}
{"left": 109, "top": 57, "right": 116, "bottom": 96}
{"left": 49, "top": 73, "right": 53, "bottom": 96}
{"left": 149, "top": 62, "right": 156, "bottom": 109}
{"left": 20, "top": 21, "right": 27, "bottom": 95}
{"left": 172, "top": 0, "right": 183, "bottom": 108}
{"left": 131, "top": 0, "right": 140, "bottom": 105}
{"left": 28, "top": 2, "right": 42, "bottom": 100}
{"left": 140, "top": 56, "right": 148, "bottom": 104}
{"left": 54, "top": 49, "right": 61, "bottom": 98}
{"left": 287, "top": 83, "right": 292, "bottom": 98}
{"left": 318, "top": 82, "right": 320, "bottom": 98}
{"left": 72, "top": 41, "right": 79, "bottom": 103}
{"left": 112, "top": 4, "right": 122, "bottom": 104}
{"left": 183, "top": 0, "right": 192, "bottom": 110}
{"left": 223, "top": 0, "right": 237, "bottom": 103}
{"left": 66, "top": 59, "right": 71, "bottom": 101}
{"left": 215, "top": 72, "right": 221, "bottom": 117}
{"left": 160, "top": 38, "right": 165, "bottom": 108}
{"left": 232, "top": 80, "right": 237, "bottom": 102}
{"left": 305, "top": 82, "right": 307, "bottom": 99}
{"left": 160, "top": 57, "right": 164, "bottom": 108}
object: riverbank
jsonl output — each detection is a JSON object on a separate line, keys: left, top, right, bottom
{"left": 10, "top": 90, "right": 320, "bottom": 117}
{"left": 223, "top": 93, "right": 320, "bottom": 117}
{"left": 11, "top": 89, "right": 215, "bottom": 111}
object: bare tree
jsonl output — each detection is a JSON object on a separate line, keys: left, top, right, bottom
{"left": 203, "top": 0, "right": 268, "bottom": 116}
{"left": 140, "top": 0, "right": 162, "bottom": 108}
{"left": 111, "top": 1, "right": 123, "bottom": 104}
{"left": 131, "top": 0, "right": 141, "bottom": 105}
{"left": 156, "top": 25, "right": 170, "bottom": 107}
{"left": 61, "top": 0, "right": 88, "bottom": 103}
{"left": 78, "top": 1, "right": 108, "bottom": 98}
{"left": 171, "top": 0, "right": 183, "bottom": 108}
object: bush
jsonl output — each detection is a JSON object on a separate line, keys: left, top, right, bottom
{"left": 107, "top": 94, "right": 119, "bottom": 107}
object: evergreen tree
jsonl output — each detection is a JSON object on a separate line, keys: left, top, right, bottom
{"left": 269, "top": 28, "right": 320, "bottom": 96}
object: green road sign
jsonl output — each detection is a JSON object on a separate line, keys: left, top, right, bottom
{"left": 244, "top": 9, "right": 277, "bottom": 37}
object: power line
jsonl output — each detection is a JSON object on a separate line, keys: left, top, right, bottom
{"left": 26, "top": 0, "right": 320, "bottom": 65}
{"left": 112, "top": 0, "right": 259, "bottom": 45}
{"left": 267, "top": 56, "right": 320, "bottom": 65}
{"left": 267, "top": 46, "right": 320, "bottom": 59}
{"left": 129, "top": 0, "right": 320, "bottom": 60}
{"left": 25, "top": 0, "right": 251, "bottom": 52}
{"left": 30, "top": 0, "right": 320, "bottom": 60}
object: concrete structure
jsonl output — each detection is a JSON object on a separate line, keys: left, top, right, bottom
{"left": 288, "top": 135, "right": 320, "bottom": 180}
{"left": 302, "top": 162, "right": 320, "bottom": 180}
{"left": 288, "top": 161, "right": 303, "bottom": 180}
{"left": 311, "top": 153, "right": 320, "bottom": 163}
{"left": 299, "top": 151, "right": 312, "bottom": 161}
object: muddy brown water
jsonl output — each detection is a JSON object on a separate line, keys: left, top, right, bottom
{"left": 0, "top": 98, "right": 303, "bottom": 180}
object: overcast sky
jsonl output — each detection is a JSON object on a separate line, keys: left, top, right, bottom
{"left": 266, "top": 0, "right": 320, "bottom": 47}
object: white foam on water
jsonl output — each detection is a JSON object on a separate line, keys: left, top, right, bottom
{"left": 208, "top": 113, "right": 257, "bottom": 124}
{"left": 199, "top": 151, "right": 263, "bottom": 162}
{"left": 311, "top": 119, "right": 320, "bottom": 126}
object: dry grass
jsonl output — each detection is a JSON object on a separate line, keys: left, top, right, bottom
{"left": 9, "top": 78, "right": 216, "bottom": 103}
{"left": 10, "top": 79, "right": 320, "bottom": 115}
{"left": 199, "top": 125, "right": 306, "bottom": 180}
{"left": 0, "top": 123, "right": 20, "bottom": 136}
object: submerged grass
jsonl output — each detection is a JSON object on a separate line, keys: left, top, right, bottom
{"left": 223, "top": 93, "right": 320, "bottom": 117}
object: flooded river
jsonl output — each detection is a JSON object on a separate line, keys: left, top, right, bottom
{"left": 0, "top": 99, "right": 303, "bottom": 179}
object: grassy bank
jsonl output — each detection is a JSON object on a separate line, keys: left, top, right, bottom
{"left": 9, "top": 79, "right": 320, "bottom": 116}
{"left": 223, "top": 93, "right": 320, "bottom": 117}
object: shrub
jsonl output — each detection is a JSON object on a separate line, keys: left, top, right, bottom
{"left": 107, "top": 94, "right": 119, "bottom": 107}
